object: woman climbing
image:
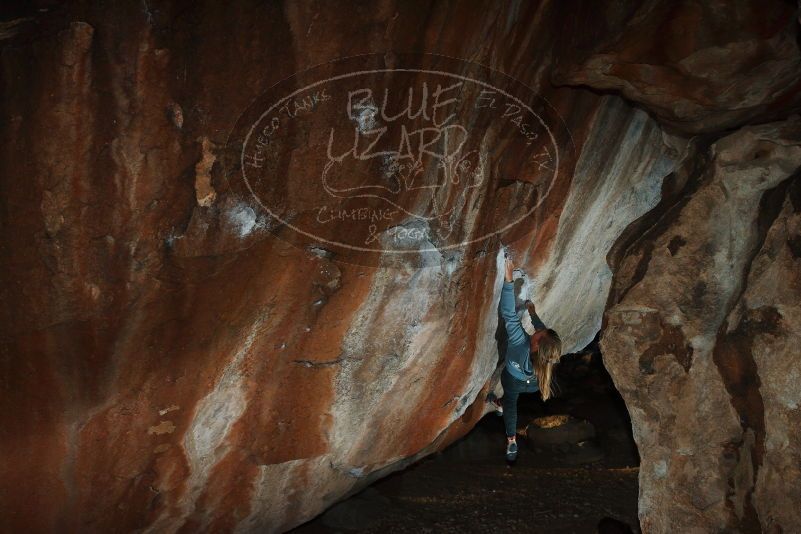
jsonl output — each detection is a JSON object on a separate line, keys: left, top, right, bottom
{"left": 490, "top": 253, "right": 563, "bottom": 462}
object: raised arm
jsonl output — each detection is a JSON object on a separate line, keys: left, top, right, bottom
{"left": 501, "top": 257, "right": 526, "bottom": 346}
{"left": 525, "top": 300, "right": 546, "bottom": 331}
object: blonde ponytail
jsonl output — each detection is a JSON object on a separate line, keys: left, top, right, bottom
{"left": 534, "top": 329, "right": 562, "bottom": 400}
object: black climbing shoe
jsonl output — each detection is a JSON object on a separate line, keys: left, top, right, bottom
{"left": 486, "top": 393, "right": 503, "bottom": 416}
{"left": 506, "top": 439, "right": 518, "bottom": 462}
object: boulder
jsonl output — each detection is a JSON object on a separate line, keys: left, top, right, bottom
{"left": 526, "top": 414, "right": 597, "bottom": 446}
{"left": 1, "top": 1, "right": 799, "bottom": 532}
{"left": 602, "top": 117, "right": 801, "bottom": 532}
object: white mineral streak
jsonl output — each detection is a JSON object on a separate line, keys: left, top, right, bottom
{"left": 239, "top": 454, "right": 345, "bottom": 534}
{"left": 146, "top": 316, "right": 264, "bottom": 533}
{"left": 530, "top": 96, "right": 687, "bottom": 353}
{"left": 250, "top": 95, "right": 694, "bottom": 532}
{"left": 330, "top": 239, "right": 445, "bottom": 466}
{"left": 227, "top": 202, "right": 265, "bottom": 238}
{"left": 259, "top": 228, "right": 505, "bottom": 531}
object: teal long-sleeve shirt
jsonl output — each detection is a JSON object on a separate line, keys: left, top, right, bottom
{"left": 500, "top": 280, "right": 544, "bottom": 382}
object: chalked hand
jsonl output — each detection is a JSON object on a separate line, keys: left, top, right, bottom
{"left": 504, "top": 256, "right": 515, "bottom": 282}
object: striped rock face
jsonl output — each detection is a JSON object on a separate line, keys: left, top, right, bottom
{"left": 1, "top": 1, "right": 798, "bottom": 533}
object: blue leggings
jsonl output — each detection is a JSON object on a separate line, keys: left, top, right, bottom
{"left": 501, "top": 366, "right": 540, "bottom": 437}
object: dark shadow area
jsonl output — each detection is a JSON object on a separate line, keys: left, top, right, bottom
{"left": 292, "top": 334, "right": 641, "bottom": 533}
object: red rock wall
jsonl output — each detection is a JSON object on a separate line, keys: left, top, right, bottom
{"left": 1, "top": 1, "right": 799, "bottom": 532}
